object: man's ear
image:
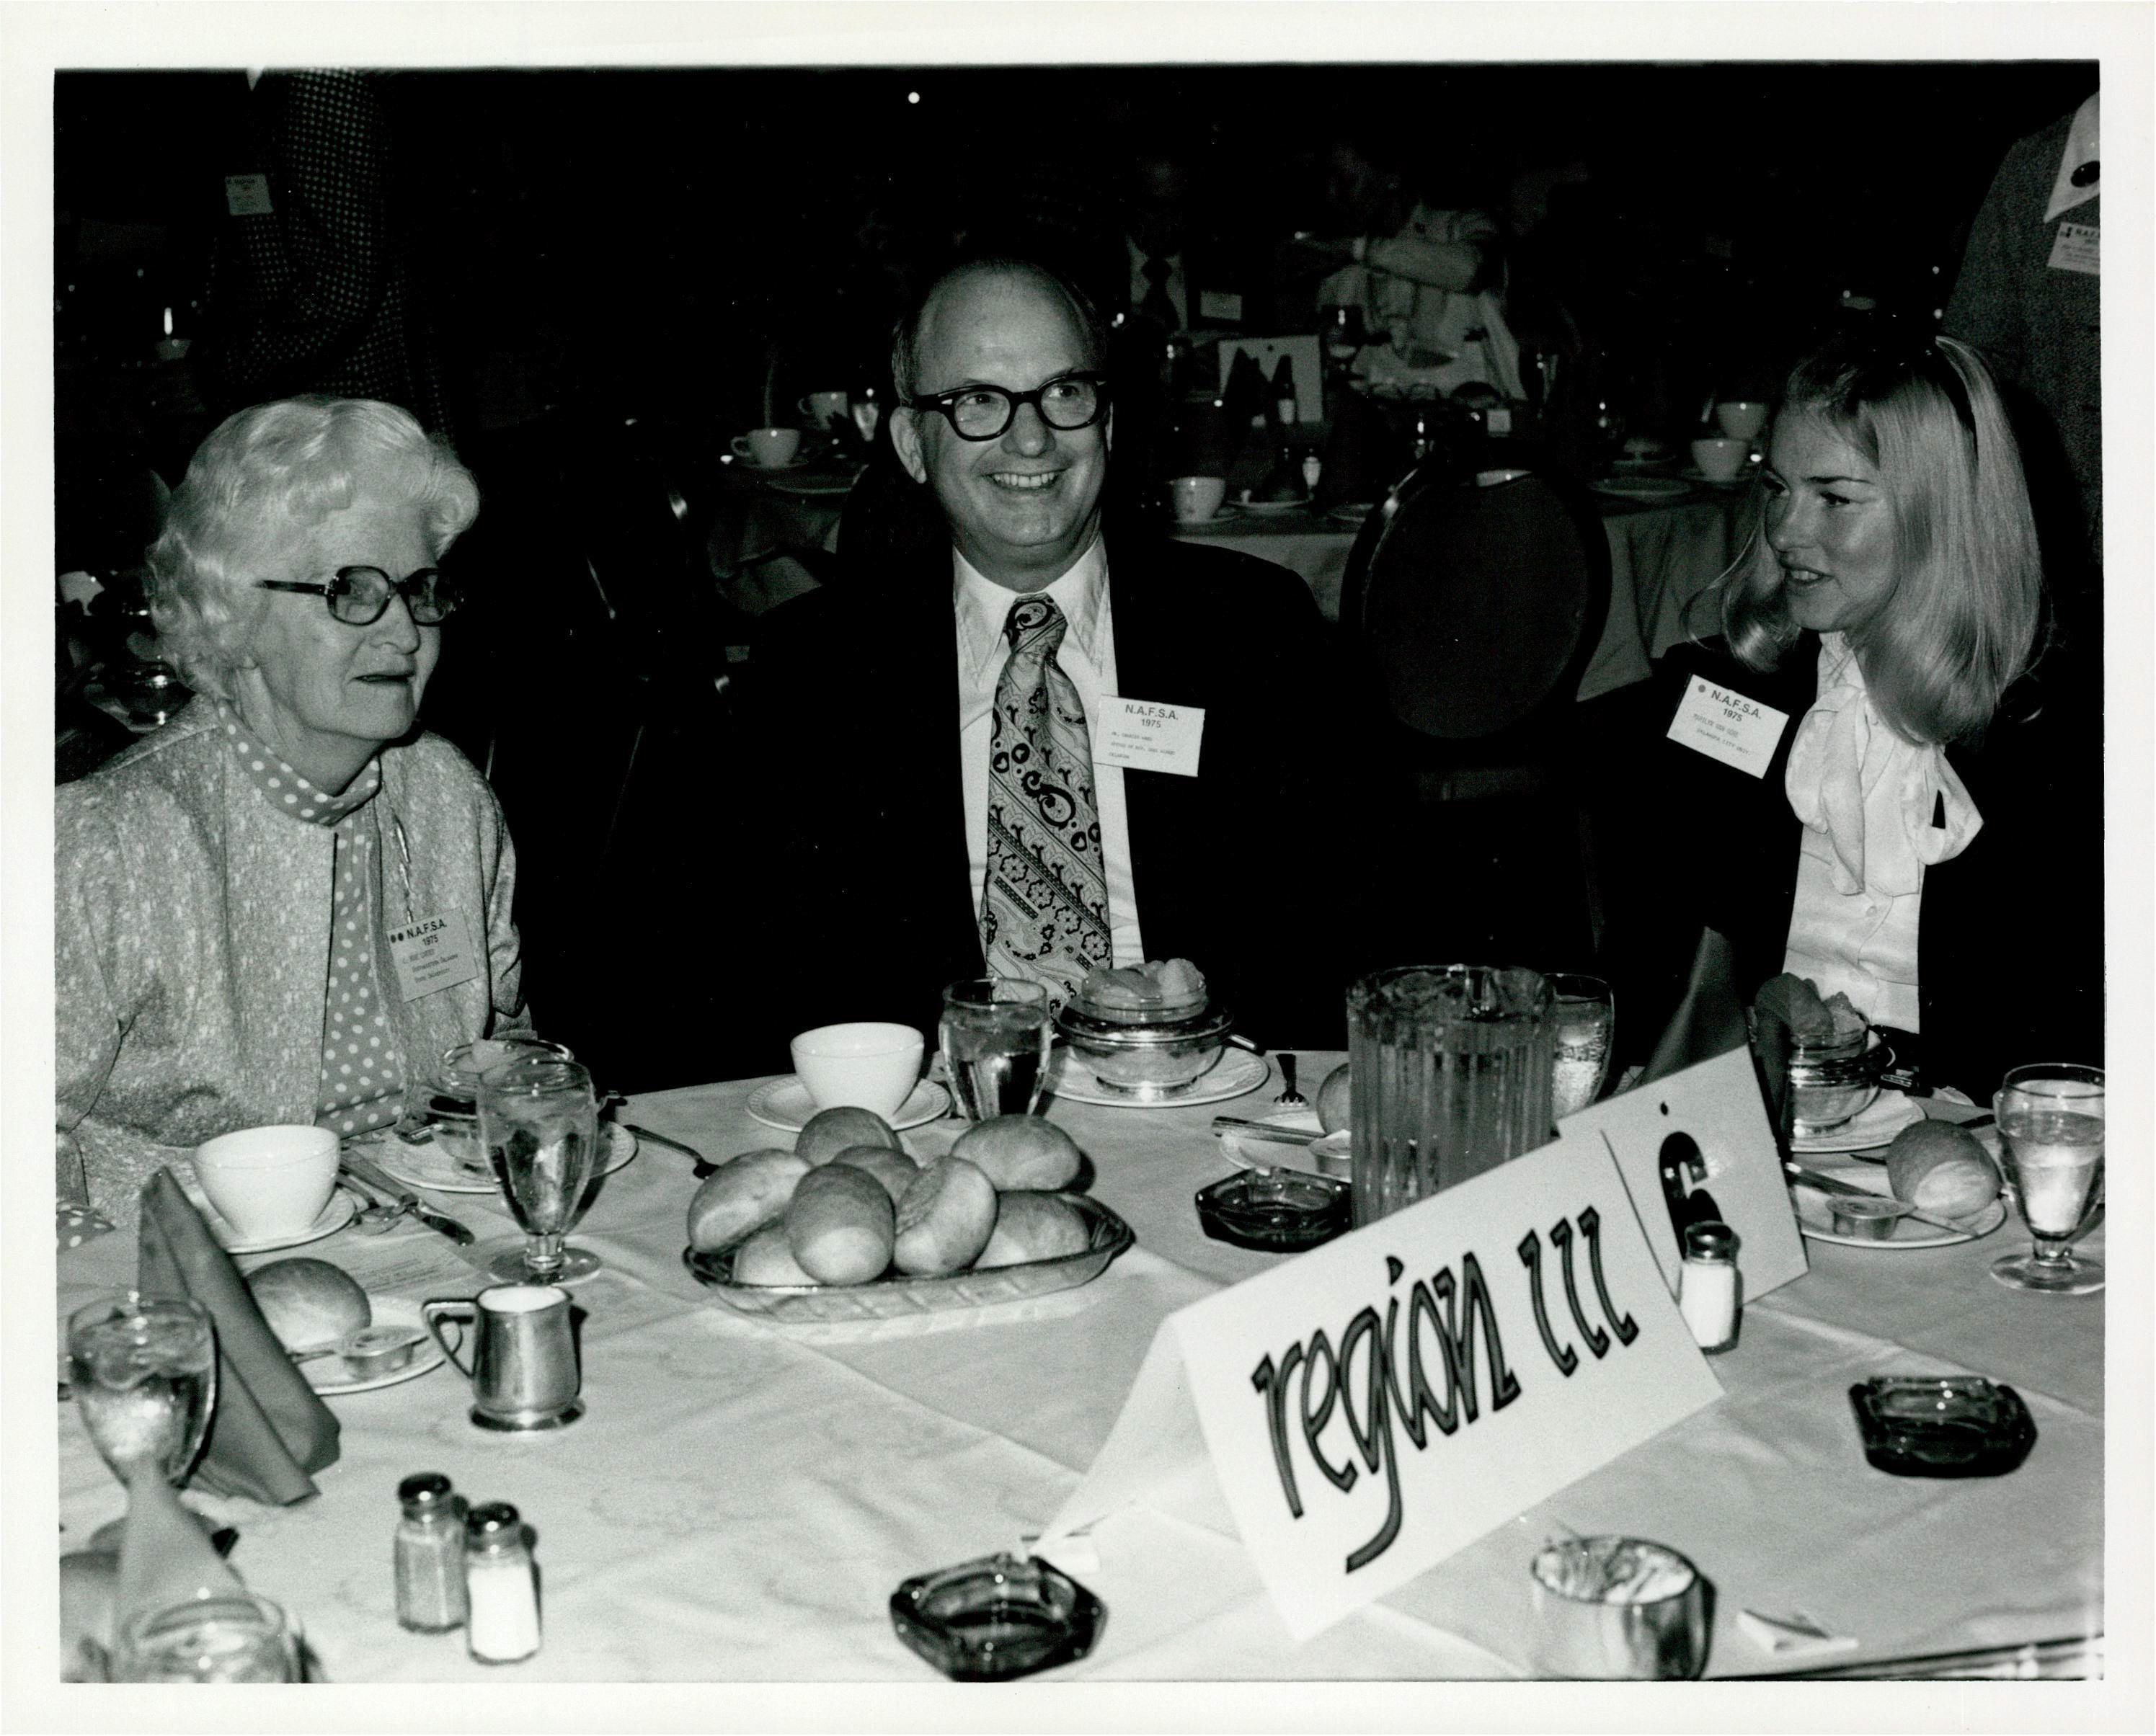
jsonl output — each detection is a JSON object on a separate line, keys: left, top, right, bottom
{"left": 890, "top": 406, "right": 930, "bottom": 485}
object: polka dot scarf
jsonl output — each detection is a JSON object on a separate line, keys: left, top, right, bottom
{"left": 218, "top": 704, "right": 407, "bottom": 1136}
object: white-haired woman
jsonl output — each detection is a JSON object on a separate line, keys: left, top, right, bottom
{"left": 57, "top": 396, "right": 530, "bottom": 1227}
{"left": 1633, "top": 327, "right": 2098, "bottom": 1100}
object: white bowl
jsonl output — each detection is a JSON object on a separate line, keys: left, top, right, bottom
{"left": 190, "top": 1125, "right": 340, "bottom": 1240}
{"left": 789, "top": 1023, "right": 925, "bottom": 1118}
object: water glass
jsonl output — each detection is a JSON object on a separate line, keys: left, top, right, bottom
{"left": 67, "top": 1291, "right": 216, "bottom": 1486}
{"left": 940, "top": 978, "right": 1051, "bottom": 1120}
{"left": 1991, "top": 1062, "right": 2104, "bottom": 1295}
{"left": 1547, "top": 973, "right": 1616, "bottom": 1120}
{"left": 479, "top": 1057, "right": 603, "bottom": 1282}
{"left": 1347, "top": 965, "right": 1555, "bottom": 1227}
{"left": 112, "top": 1590, "right": 300, "bottom": 1682}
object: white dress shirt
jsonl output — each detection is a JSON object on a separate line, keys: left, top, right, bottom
{"left": 955, "top": 538, "right": 1145, "bottom": 968}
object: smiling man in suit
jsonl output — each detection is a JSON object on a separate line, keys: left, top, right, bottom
{"left": 744, "top": 257, "right": 1370, "bottom": 1058}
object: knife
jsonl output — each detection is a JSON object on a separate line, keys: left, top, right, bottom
{"left": 1212, "top": 1116, "right": 1326, "bottom": 1147}
{"left": 1782, "top": 1162, "right": 1974, "bottom": 1234}
{"left": 621, "top": 1122, "right": 718, "bottom": 1179}
{"left": 342, "top": 1154, "right": 477, "bottom": 1246}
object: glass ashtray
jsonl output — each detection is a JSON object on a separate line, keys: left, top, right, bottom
{"left": 1194, "top": 1167, "right": 1352, "bottom": 1252}
{"left": 889, "top": 1552, "right": 1104, "bottom": 1681}
{"left": 1848, "top": 1376, "right": 2037, "bottom": 1478}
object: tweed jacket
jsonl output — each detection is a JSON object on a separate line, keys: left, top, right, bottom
{"left": 56, "top": 700, "right": 528, "bottom": 1223}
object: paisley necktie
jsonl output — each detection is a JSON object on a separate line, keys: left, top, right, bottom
{"left": 980, "top": 596, "right": 1112, "bottom": 1005}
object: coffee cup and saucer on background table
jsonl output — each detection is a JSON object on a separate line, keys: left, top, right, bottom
{"left": 1169, "top": 475, "right": 1233, "bottom": 528}
{"left": 797, "top": 391, "right": 850, "bottom": 432}
{"left": 185, "top": 1125, "right": 355, "bottom": 1253}
{"left": 732, "top": 427, "right": 806, "bottom": 469}
{"left": 746, "top": 1020, "right": 950, "bottom": 1132}
{"left": 1686, "top": 436, "right": 1754, "bottom": 485}
{"left": 1714, "top": 399, "right": 1769, "bottom": 441}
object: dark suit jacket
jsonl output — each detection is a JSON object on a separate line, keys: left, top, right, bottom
{"left": 1625, "top": 636, "right": 2103, "bottom": 1104}
{"left": 740, "top": 532, "right": 1375, "bottom": 1067}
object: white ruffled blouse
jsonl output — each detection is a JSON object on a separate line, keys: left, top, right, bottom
{"left": 1780, "top": 634, "right": 1983, "bottom": 1031}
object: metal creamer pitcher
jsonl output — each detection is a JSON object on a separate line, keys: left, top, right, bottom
{"left": 422, "top": 1283, "right": 582, "bottom": 1431}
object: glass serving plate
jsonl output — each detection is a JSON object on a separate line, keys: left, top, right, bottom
{"left": 681, "top": 1195, "right": 1134, "bottom": 1322}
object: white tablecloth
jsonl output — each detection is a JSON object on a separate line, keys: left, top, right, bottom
{"left": 53, "top": 1061, "right": 2102, "bottom": 1686}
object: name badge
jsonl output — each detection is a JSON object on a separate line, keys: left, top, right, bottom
{"left": 1095, "top": 697, "right": 1205, "bottom": 777}
{"left": 2048, "top": 221, "right": 2098, "bottom": 276}
{"left": 1197, "top": 288, "right": 1243, "bottom": 324}
{"left": 224, "top": 172, "right": 274, "bottom": 216}
{"left": 1666, "top": 676, "right": 1789, "bottom": 778}
{"left": 387, "top": 912, "right": 481, "bottom": 1002}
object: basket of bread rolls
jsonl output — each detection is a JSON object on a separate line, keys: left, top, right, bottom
{"left": 682, "top": 1107, "right": 1132, "bottom": 1321}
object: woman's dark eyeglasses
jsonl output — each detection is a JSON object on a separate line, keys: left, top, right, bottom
{"left": 257, "top": 566, "right": 460, "bottom": 626}
{"left": 904, "top": 371, "right": 1110, "bottom": 441}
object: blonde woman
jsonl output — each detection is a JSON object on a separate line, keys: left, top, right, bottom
{"left": 1632, "top": 328, "right": 2097, "bottom": 1100}
{"left": 57, "top": 396, "right": 530, "bottom": 1226}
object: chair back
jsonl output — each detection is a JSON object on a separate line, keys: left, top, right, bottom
{"left": 1339, "top": 443, "right": 1611, "bottom": 749}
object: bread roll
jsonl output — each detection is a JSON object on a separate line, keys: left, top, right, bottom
{"left": 1886, "top": 1121, "right": 2001, "bottom": 1218}
{"left": 785, "top": 1164, "right": 896, "bottom": 1284}
{"left": 949, "top": 1116, "right": 1083, "bottom": 1190}
{"left": 974, "top": 1191, "right": 1091, "bottom": 1268}
{"left": 731, "top": 1222, "right": 819, "bottom": 1286}
{"left": 797, "top": 1105, "right": 900, "bottom": 1167}
{"left": 248, "top": 1257, "right": 371, "bottom": 1350}
{"left": 830, "top": 1144, "right": 920, "bottom": 1204}
{"left": 892, "top": 1157, "right": 999, "bottom": 1276}
{"left": 687, "top": 1149, "right": 810, "bottom": 1252}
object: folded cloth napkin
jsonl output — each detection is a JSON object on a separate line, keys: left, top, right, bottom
{"left": 137, "top": 1170, "right": 339, "bottom": 1505}
{"left": 1641, "top": 925, "right": 1753, "bottom": 1087}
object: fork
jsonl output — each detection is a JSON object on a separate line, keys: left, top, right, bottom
{"left": 1274, "top": 1054, "right": 1307, "bottom": 1108}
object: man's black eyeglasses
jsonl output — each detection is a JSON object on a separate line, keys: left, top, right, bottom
{"left": 257, "top": 566, "right": 461, "bottom": 626}
{"left": 904, "top": 372, "right": 1110, "bottom": 442}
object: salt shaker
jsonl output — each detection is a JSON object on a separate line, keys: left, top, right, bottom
{"left": 463, "top": 1502, "right": 541, "bottom": 1663}
{"left": 394, "top": 1472, "right": 468, "bottom": 1632}
{"left": 1677, "top": 1221, "right": 1742, "bottom": 1353}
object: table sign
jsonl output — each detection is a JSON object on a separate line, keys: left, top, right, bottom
{"left": 1036, "top": 1135, "right": 1721, "bottom": 1639}
{"left": 1558, "top": 1047, "right": 1809, "bottom": 1299}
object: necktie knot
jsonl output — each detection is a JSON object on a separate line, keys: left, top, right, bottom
{"left": 1003, "top": 595, "right": 1066, "bottom": 656}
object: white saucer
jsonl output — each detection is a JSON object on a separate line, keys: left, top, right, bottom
{"left": 1680, "top": 466, "right": 1752, "bottom": 487}
{"left": 1236, "top": 498, "right": 1307, "bottom": 517}
{"left": 187, "top": 1185, "right": 358, "bottom": 1255}
{"left": 1591, "top": 475, "right": 1691, "bottom": 503}
{"left": 745, "top": 1077, "right": 951, "bottom": 1134}
{"left": 1176, "top": 504, "right": 1243, "bottom": 530}
{"left": 1047, "top": 1044, "right": 1269, "bottom": 1109}
{"left": 365, "top": 1121, "right": 637, "bottom": 1195}
{"left": 303, "top": 1299, "right": 447, "bottom": 1397}
{"left": 1792, "top": 1181, "right": 2008, "bottom": 1250}
{"left": 1790, "top": 1089, "right": 1926, "bottom": 1156}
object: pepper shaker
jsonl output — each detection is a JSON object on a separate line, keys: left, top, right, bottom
{"left": 463, "top": 1502, "right": 541, "bottom": 1663}
{"left": 394, "top": 1472, "right": 469, "bottom": 1633}
{"left": 1677, "top": 1221, "right": 1742, "bottom": 1353}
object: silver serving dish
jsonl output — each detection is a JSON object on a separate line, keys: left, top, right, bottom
{"left": 1788, "top": 1028, "right": 1894, "bottom": 1134}
{"left": 681, "top": 1194, "right": 1134, "bottom": 1322}
{"left": 1052, "top": 995, "right": 1234, "bottom": 1100}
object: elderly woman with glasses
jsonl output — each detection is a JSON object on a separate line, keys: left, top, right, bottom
{"left": 56, "top": 396, "right": 531, "bottom": 1227}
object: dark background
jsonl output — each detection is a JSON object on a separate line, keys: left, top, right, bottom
{"left": 53, "top": 61, "right": 2100, "bottom": 1091}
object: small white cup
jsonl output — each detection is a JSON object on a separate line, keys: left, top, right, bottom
{"left": 789, "top": 1023, "right": 925, "bottom": 1118}
{"left": 732, "top": 427, "right": 802, "bottom": 468}
{"left": 1690, "top": 437, "right": 1750, "bottom": 481}
{"left": 190, "top": 1125, "right": 340, "bottom": 1240}
{"left": 797, "top": 390, "right": 849, "bottom": 429}
{"left": 1715, "top": 401, "right": 1767, "bottom": 441}
{"left": 1170, "top": 475, "right": 1228, "bottom": 522}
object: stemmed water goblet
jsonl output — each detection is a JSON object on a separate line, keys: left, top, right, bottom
{"left": 68, "top": 1291, "right": 217, "bottom": 1488}
{"left": 1991, "top": 1062, "right": 2104, "bottom": 1294}
{"left": 940, "top": 977, "right": 1051, "bottom": 1121}
{"left": 1546, "top": 973, "right": 1617, "bottom": 1121}
{"left": 479, "top": 1056, "right": 603, "bottom": 1282}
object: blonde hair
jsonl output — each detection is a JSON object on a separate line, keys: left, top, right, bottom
{"left": 1711, "top": 331, "right": 2041, "bottom": 744}
{"left": 146, "top": 396, "right": 479, "bottom": 700}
